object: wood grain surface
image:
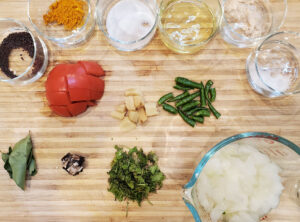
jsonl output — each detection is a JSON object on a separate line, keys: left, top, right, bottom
{"left": 0, "top": 0, "right": 300, "bottom": 221}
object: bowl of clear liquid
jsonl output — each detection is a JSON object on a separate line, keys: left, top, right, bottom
{"left": 246, "top": 31, "right": 300, "bottom": 97}
{"left": 158, "top": 0, "right": 222, "bottom": 54}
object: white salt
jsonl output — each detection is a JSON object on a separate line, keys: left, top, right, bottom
{"left": 106, "top": 0, "right": 155, "bottom": 42}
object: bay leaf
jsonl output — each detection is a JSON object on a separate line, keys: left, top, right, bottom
{"left": 1, "top": 133, "right": 37, "bottom": 190}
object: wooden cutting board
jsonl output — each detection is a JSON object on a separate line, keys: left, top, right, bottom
{"left": 0, "top": 0, "right": 299, "bottom": 221}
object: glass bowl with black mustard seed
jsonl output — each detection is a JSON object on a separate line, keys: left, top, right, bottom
{"left": 28, "top": 0, "right": 95, "bottom": 47}
{"left": 0, "top": 18, "right": 48, "bottom": 85}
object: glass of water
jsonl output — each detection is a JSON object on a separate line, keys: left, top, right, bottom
{"left": 246, "top": 31, "right": 300, "bottom": 97}
{"left": 220, "top": 0, "right": 287, "bottom": 48}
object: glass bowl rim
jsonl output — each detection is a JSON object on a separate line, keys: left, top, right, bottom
{"left": 0, "top": 17, "right": 37, "bottom": 83}
{"left": 221, "top": 0, "right": 288, "bottom": 43}
{"left": 27, "top": 0, "right": 93, "bottom": 42}
{"left": 253, "top": 31, "right": 300, "bottom": 96}
{"left": 183, "top": 131, "right": 300, "bottom": 222}
{"left": 96, "top": 0, "right": 159, "bottom": 45}
{"left": 157, "top": 0, "right": 223, "bottom": 47}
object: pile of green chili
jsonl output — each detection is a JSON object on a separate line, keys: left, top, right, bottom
{"left": 158, "top": 77, "right": 221, "bottom": 127}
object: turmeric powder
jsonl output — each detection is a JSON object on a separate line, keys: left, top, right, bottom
{"left": 43, "top": 0, "right": 87, "bottom": 31}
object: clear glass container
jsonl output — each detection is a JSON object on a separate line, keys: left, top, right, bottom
{"left": 246, "top": 31, "right": 300, "bottom": 97}
{"left": 158, "top": 0, "right": 223, "bottom": 54}
{"left": 183, "top": 132, "right": 300, "bottom": 222}
{"left": 96, "top": 0, "right": 158, "bottom": 51}
{"left": 0, "top": 18, "right": 48, "bottom": 85}
{"left": 220, "top": 0, "right": 287, "bottom": 48}
{"left": 28, "top": 0, "right": 95, "bottom": 47}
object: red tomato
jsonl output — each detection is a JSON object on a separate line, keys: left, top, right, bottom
{"left": 46, "top": 61, "right": 105, "bottom": 117}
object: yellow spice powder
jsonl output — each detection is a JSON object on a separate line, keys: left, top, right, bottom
{"left": 43, "top": 0, "right": 87, "bottom": 31}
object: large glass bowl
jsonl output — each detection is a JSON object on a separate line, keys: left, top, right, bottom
{"left": 183, "top": 132, "right": 300, "bottom": 222}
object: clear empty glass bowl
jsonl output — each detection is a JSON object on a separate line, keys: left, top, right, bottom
{"left": 28, "top": 0, "right": 95, "bottom": 47}
{"left": 246, "top": 31, "right": 300, "bottom": 98}
{"left": 183, "top": 132, "right": 300, "bottom": 222}
{"left": 0, "top": 18, "right": 48, "bottom": 85}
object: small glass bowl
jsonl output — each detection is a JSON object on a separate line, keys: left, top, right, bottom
{"left": 0, "top": 18, "right": 48, "bottom": 85}
{"left": 28, "top": 0, "right": 95, "bottom": 47}
{"left": 246, "top": 31, "right": 300, "bottom": 98}
{"left": 183, "top": 132, "right": 300, "bottom": 222}
{"left": 220, "top": 0, "right": 288, "bottom": 48}
{"left": 96, "top": 0, "right": 158, "bottom": 51}
{"left": 158, "top": 0, "right": 223, "bottom": 54}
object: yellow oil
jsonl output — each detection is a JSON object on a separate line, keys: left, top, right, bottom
{"left": 160, "top": 0, "right": 216, "bottom": 53}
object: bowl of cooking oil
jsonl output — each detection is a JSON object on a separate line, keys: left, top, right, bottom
{"left": 158, "top": 0, "right": 223, "bottom": 54}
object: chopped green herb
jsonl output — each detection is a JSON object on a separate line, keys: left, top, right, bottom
{"left": 108, "top": 145, "right": 165, "bottom": 216}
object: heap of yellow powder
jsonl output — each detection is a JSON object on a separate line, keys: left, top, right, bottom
{"left": 43, "top": 0, "right": 87, "bottom": 31}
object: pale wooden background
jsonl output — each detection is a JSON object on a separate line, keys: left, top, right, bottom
{"left": 0, "top": 0, "right": 300, "bottom": 221}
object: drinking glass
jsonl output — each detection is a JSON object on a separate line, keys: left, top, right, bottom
{"left": 96, "top": 0, "right": 158, "bottom": 51}
{"left": 0, "top": 18, "right": 48, "bottom": 85}
{"left": 158, "top": 0, "right": 222, "bottom": 54}
{"left": 220, "top": 0, "right": 287, "bottom": 48}
{"left": 28, "top": 0, "right": 95, "bottom": 47}
{"left": 246, "top": 31, "right": 300, "bottom": 97}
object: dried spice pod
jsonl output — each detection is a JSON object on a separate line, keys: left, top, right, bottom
{"left": 61, "top": 153, "right": 85, "bottom": 176}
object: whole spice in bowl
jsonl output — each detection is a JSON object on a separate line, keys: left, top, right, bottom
{"left": 0, "top": 32, "right": 35, "bottom": 79}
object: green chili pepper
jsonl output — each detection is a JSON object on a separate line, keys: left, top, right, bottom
{"left": 205, "top": 91, "right": 221, "bottom": 119}
{"left": 194, "top": 109, "right": 211, "bottom": 117}
{"left": 173, "top": 85, "right": 192, "bottom": 91}
{"left": 210, "top": 88, "right": 216, "bottom": 102}
{"left": 191, "top": 116, "right": 204, "bottom": 124}
{"left": 175, "top": 77, "right": 202, "bottom": 89}
{"left": 207, "top": 101, "right": 221, "bottom": 119}
{"left": 200, "top": 82, "right": 206, "bottom": 107}
{"left": 176, "top": 91, "right": 200, "bottom": 107}
{"left": 181, "top": 101, "right": 201, "bottom": 112}
{"left": 158, "top": 92, "right": 174, "bottom": 105}
{"left": 205, "top": 80, "right": 213, "bottom": 100}
{"left": 178, "top": 110, "right": 196, "bottom": 127}
{"left": 186, "top": 107, "right": 207, "bottom": 116}
{"left": 162, "top": 103, "right": 178, "bottom": 114}
{"left": 168, "top": 91, "right": 190, "bottom": 102}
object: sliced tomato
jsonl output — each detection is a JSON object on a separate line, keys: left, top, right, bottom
{"left": 46, "top": 91, "right": 70, "bottom": 105}
{"left": 46, "top": 61, "right": 105, "bottom": 117}
{"left": 78, "top": 61, "right": 105, "bottom": 77}
{"left": 89, "top": 90, "right": 104, "bottom": 100}
{"left": 50, "top": 105, "right": 72, "bottom": 117}
{"left": 67, "top": 102, "right": 88, "bottom": 116}
{"left": 88, "top": 75, "right": 105, "bottom": 92}
{"left": 68, "top": 88, "right": 90, "bottom": 102}
{"left": 46, "top": 75, "right": 67, "bottom": 92}
{"left": 67, "top": 73, "right": 90, "bottom": 89}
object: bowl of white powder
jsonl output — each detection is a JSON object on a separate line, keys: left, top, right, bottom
{"left": 183, "top": 132, "right": 300, "bottom": 222}
{"left": 96, "top": 0, "right": 158, "bottom": 51}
